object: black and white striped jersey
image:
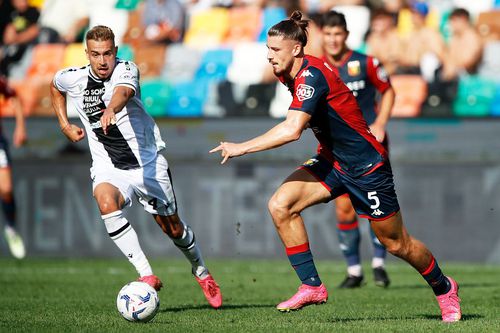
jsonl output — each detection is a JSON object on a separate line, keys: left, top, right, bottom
{"left": 54, "top": 59, "right": 165, "bottom": 170}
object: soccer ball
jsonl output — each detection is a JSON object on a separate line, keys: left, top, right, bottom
{"left": 116, "top": 281, "right": 160, "bottom": 322}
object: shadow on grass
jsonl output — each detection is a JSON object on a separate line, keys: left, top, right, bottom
{"left": 161, "top": 303, "right": 275, "bottom": 313}
{"left": 375, "top": 281, "right": 497, "bottom": 291}
{"left": 418, "top": 314, "right": 483, "bottom": 321}
{"left": 326, "top": 313, "right": 482, "bottom": 322}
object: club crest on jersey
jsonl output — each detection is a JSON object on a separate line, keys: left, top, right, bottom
{"left": 300, "top": 70, "right": 314, "bottom": 78}
{"left": 296, "top": 84, "right": 315, "bottom": 101}
{"left": 347, "top": 60, "right": 361, "bottom": 76}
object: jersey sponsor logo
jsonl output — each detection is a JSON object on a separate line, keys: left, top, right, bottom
{"left": 296, "top": 84, "right": 315, "bottom": 101}
{"left": 345, "top": 80, "right": 366, "bottom": 92}
{"left": 300, "top": 70, "right": 314, "bottom": 78}
{"left": 372, "top": 209, "right": 385, "bottom": 216}
{"left": 119, "top": 72, "right": 137, "bottom": 81}
{"left": 347, "top": 60, "right": 361, "bottom": 76}
{"left": 83, "top": 85, "right": 106, "bottom": 116}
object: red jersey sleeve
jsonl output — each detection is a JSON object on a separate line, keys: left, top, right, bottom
{"left": 366, "top": 56, "right": 391, "bottom": 94}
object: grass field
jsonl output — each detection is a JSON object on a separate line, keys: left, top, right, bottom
{"left": 1, "top": 258, "right": 499, "bottom": 333}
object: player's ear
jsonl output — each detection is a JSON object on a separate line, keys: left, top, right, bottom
{"left": 292, "top": 43, "right": 302, "bottom": 57}
{"left": 114, "top": 46, "right": 118, "bottom": 56}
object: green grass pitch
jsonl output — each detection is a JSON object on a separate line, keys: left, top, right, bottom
{"left": 1, "top": 258, "right": 499, "bottom": 332}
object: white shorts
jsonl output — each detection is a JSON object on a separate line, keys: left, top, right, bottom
{"left": 90, "top": 154, "right": 177, "bottom": 216}
{"left": 0, "top": 135, "right": 11, "bottom": 169}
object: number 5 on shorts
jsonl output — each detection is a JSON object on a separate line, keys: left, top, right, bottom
{"left": 368, "top": 191, "right": 380, "bottom": 209}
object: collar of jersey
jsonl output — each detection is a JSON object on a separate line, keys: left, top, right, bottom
{"left": 88, "top": 66, "right": 111, "bottom": 83}
{"left": 295, "top": 57, "right": 310, "bottom": 80}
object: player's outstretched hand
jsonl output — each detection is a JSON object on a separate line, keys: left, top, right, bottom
{"left": 100, "top": 108, "right": 116, "bottom": 135}
{"left": 209, "top": 142, "right": 245, "bottom": 165}
{"left": 61, "top": 124, "right": 85, "bottom": 143}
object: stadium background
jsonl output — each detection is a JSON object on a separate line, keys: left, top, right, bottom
{"left": 1, "top": 0, "right": 500, "bottom": 263}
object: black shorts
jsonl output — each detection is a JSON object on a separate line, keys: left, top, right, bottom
{"left": 300, "top": 154, "right": 400, "bottom": 221}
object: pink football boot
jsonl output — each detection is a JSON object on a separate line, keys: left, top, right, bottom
{"left": 436, "top": 276, "right": 461, "bottom": 322}
{"left": 195, "top": 273, "right": 222, "bottom": 309}
{"left": 276, "top": 284, "right": 328, "bottom": 312}
{"left": 138, "top": 274, "right": 163, "bottom": 291}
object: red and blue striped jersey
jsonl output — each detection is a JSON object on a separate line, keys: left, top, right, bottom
{"left": 0, "top": 76, "right": 16, "bottom": 134}
{"left": 323, "top": 50, "right": 391, "bottom": 125}
{"left": 280, "top": 55, "right": 387, "bottom": 177}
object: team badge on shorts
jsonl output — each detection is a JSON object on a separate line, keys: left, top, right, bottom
{"left": 303, "top": 158, "right": 319, "bottom": 166}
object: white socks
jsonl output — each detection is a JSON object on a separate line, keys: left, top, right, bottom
{"left": 171, "top": 222, "right": 208, "bottom": 279}
{"left": 347, "top": 264, "right": 363, "bottom": 277}
{"left": 372, "top": 257, "right": 385, "bottom": 269}
{"left": 102, "top": 210, "right": 153, "bottom": 277}
{"left": 348, "top": 259, "right": 386, "bottom": 276}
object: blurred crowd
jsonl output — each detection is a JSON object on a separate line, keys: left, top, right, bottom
{"left": 1, "top": 0, "right": 500, "bottom": 118}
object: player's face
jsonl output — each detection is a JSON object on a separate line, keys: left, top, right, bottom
{"left": 322, "top": 26, "right": 349, "bottom": 57}
{"left": 266, "top": 35, "right": 301, "bottom": 77}
{"left": 86, "top": 39, "right": 117, "bottom": 79}
{"left": 449, "top": 17, "right": 467, "bottom": 35}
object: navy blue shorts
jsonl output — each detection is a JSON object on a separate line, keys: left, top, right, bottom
{"left": 300, "top": 154, "right": 400, "bottom": 221}
{"left": 0, "top": 134, "right": 12, "bottom": 169}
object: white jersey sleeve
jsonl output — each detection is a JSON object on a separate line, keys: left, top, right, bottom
{"left": 53, "top": 67, "right": 85, "bottom": 95}
{"left": 113, "top": 61, "right": 140, "bottom": 93}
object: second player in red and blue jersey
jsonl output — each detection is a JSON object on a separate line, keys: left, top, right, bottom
{"left": 321, "top": 10, "right": 396, "bottom": 288}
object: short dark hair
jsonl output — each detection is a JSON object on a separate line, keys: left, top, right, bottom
{"left": 321, "top": 10, "right": 348, "bottom": 32}
{"left": 86, "top": 25, "right": 115, "bottom": 45}
{"left": 268, "top": 10, "right": 309, "bottom": 47}
{"left": 371, "top": 9, "right": 393, "bottom": 21}
{"left": 449, "top": 8, "right": 470, "bottom": 20}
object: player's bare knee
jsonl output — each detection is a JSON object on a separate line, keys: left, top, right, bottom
{"left": 96, "top": 196, "right": 121, "bottom": 215}
{"left": 0, "top": 189, "right": 13, "bottom": 202}
{"left": 268, "top": 196, "right": 292, "bottom": 223}
{"left": 336, "top": 208, "right": 356, "bottom": 224}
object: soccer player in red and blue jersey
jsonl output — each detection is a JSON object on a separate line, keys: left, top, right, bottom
{"left": 210, "top": 11, "right": 461, "bottom": 322}
{"left": 0, "top": 75, "right": 27, "bottom": 259}
{"left": 321, "top": 10, "right": 395, "bottom": 288}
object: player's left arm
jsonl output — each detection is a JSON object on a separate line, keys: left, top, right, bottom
{"left": 366, "top": 57, "right": 395, "bottom": 142}
{"left": 2, "top": 79, "right": 27, "bottom": 147}
{"left": 210, "top": 110, "right": 311, "bottom": 164}
{"left": 11, "top": 95, "right": 27, "bottom": 148}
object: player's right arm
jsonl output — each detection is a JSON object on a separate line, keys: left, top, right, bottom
{"left": 51, "top": 71, "right": 85, "bottom": 142}
{"left": 210, "top": 110, "right": 310, "bottom": 164}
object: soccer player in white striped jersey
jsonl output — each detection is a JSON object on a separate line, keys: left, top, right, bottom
{"left": 50, "top": 25, "right": 222, "bottom": 309}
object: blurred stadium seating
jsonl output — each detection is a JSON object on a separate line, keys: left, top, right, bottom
{"left": 3, "top": 1, "right": 500, "bottom": 119}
